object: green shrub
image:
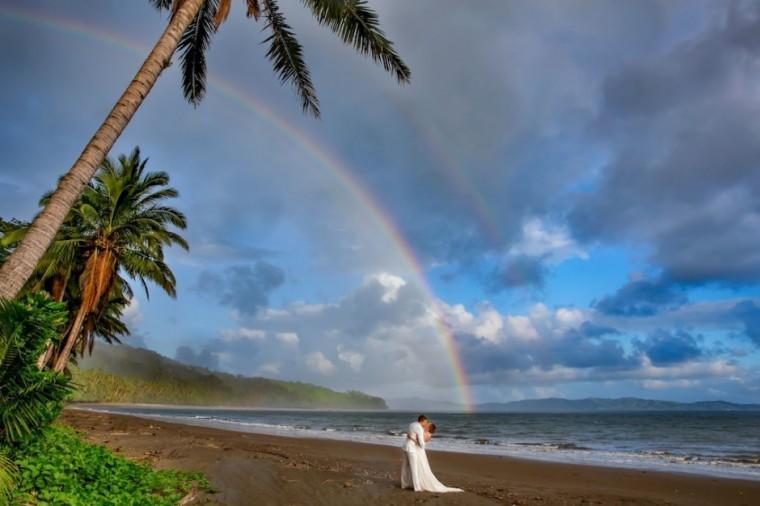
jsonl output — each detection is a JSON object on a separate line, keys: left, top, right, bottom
{"left": 11, "top": 425, "right": 209, "bottom": 505}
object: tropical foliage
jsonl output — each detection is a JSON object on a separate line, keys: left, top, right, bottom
{"left": 157, "top": 0, "right": 411, "bottom": 113}
{"left": 0, "top": 293, "right": 72, "bottom": 502}
{"left": 11, "top": 425, "right": 210, "bottom": 505}
{"left": 0, "top": 0, "right": 410, "bottom": 301}
{"left": 0, "top": 294, "right": 72, "bottom": 445}
{"left": 3, "top": 148, "right": 187, "bottom": 372}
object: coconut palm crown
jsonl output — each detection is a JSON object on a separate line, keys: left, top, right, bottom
{"left": 153, "top": 0, "right": 411, "bottom": 114}
{"left": 44, "top": 148, "right": 188, "bottom": 372}
{"left": 0, "top": 0, "right": 409, "bottom": 301}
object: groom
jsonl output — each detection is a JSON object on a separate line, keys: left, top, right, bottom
{"left": 400, "top": 414, "right": 430, "bottom": 490}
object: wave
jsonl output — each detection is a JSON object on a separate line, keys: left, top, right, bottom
{"left": 75, "top": 406, "right": 760, "bottom": 481}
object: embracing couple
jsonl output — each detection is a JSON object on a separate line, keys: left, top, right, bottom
{"left": 400, "top": 415, "right": 463, "bottom": 493}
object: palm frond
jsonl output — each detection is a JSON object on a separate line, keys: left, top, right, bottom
{"left": 0, "top": 451, "right": 16, "bottom": 504}
{"left": 148, "top": 0, "right": 174, "bottom": 10}
{"left": 263, "top": 0, "right": 320, "bottom": 116}
{"left": 0, "top": 294, "right": 71, "bottom": 444}
{"left": 178, "top": 0, "right": 220, "bottom": 105}
{"left": 215, "top": 0, "right": 232, "bottom": 27}
{"left": 246, "top": 0, "right": 261, "bottom": 20}
{"left": 303, "top": 0, "right": 410, "bottom": 83}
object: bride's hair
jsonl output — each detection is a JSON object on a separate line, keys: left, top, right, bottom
{"left": 428, "top": 423, "right": 437, "bottom": 434}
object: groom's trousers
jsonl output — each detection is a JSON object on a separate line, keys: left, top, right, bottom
{"left": 401, "top": 442, "right": 422, "bottom": 491}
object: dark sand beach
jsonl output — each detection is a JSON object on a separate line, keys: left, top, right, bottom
{"left": 60, "top": 408, "right": 760, "bottom": 505}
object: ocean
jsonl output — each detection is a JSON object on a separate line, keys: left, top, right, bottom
{"left": 81, "top": 406, "right": 760, "bottom": 481}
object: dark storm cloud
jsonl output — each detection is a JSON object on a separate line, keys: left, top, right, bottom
{"left": 571, "top": 3, "right": 760, "bottom": 285}
{"left": 594, "top": 278, "right": 687, "bottom": 317}
{"left": 732, "top": 300, "right": 760, "bottom": 346}
{"left": 197, "top": 262, "right": 285, "bottom": 316}
{"left": 457, "top": 324, "right": 635, "bottom": 376}
{"left": 634, "top": 329, "right": 703, "bottom": 366}
{"left": 174, "top": 344, "right": 219, "bottom": 370}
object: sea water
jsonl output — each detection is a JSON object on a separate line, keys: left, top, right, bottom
{"left": 78, "top": 406, "right": 760, "bottom": 481}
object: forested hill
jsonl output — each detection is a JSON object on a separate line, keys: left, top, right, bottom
{"left": 71, "top": 344, "right": 387, "bottom": 410}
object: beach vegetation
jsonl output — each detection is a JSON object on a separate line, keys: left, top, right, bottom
{"left": 11, "top": 425, "right": 210, "bottom": 505}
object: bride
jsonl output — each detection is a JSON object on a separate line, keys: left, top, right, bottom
{"left": 401, "top": 416, "right": 463, "bottom": 493}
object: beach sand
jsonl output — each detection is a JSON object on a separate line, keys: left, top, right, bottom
{"left": 60, "top": 408, "right": 760, "bottom": 506}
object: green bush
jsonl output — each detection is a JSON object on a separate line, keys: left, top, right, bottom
{"left": 0, "top": 293, "right": 72, "bottom": 444}
{"left": 11, "top": 425, "right": 209, "bottom": 505}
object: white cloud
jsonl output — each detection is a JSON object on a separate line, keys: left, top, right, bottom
{"left": 510, "top": 217, "right": 588, "bottom": 263}
{"left": 221, "top": 328, "right": 266, "bottom": 342}
{"left": 337, "top": 345, "right": 365, "bottom": 372}
{"left": 370, "top": 272, "right": 407, "bottom": 303}
{"left": 276, "top": 332, "right": 300, "bottom": 346}
{"left": 306, "top": 352, "right": 335, "bottom": 375}
{"left": 258, "top": 362, "right": 281, "bottom": 376}
{"left": 473, "top": 308, "right": 504, "bottom": 343}
{"left": 123, "top": 298, "right": 143, "bottom": 326}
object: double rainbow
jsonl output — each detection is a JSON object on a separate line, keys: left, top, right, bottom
{"left": 0, "top": 4, "right": 475, "bottom": 411}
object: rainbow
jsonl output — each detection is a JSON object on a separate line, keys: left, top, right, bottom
{"left": 0, "top": 4, "right": 475, "bottom": 411}
{"left": 396, "top": 109, "right": 504, "bottom": 249}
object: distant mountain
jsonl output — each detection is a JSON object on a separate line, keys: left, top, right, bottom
{"left": 387, "top": 397, "right": 465, "bottom": 412}
{"left": 476, "top": 397, "right": 760, "bottom": 412}
{"left": 71, "top": 344, "right": 386, "bottom": 410}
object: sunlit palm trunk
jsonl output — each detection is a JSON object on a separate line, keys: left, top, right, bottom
{"left": 53, "top": 247, "right": 116, "bottom": 372}
{"left": 52, "top": 303, "right": 89, "bottom": 373}
{"left": 0, "top": 0, "right": 205, "bottom": 301}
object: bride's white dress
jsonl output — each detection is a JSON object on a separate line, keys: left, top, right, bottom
{"left": 401, "top": 423, "right": 463, "bottom": 493}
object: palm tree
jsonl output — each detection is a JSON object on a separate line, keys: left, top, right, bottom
{"left": 0, "top": 0, "right": 410, "bottom": 300}
{"left": 19, "top": 148, "right": 187, "bottom": 372}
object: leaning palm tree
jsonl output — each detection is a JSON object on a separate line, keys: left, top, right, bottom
{"left": 44, "top": 148, "right": 188, "bottom": 372}
{"left": 0, "top": 0, "right": 410, "bottom": 300}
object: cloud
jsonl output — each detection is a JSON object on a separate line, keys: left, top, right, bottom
{"left": 594, "top": 278, "right": 687, "bottom": 316}
{"left": 258, "top": 362, "right": 281, "bottom": 376}
{"left": 337, "top": 345, "right": 365, "bottom": 372}
{"left": 570, "top": 5, "right": 760, "bottom": 285}
{"left": 221, "top": 328, "right": 266, "bottom": 342}
{"left": 174, "top": 345, "right": 219, "bottom": 370}
{"left": 197, "top": 262, "right": 285, "bottom": 316}
{"left": 485, "top": 255, "right": 548, "bottom": 292}
{"left": 634, "top": 329, "right": 703, "bottom": 366}
{"left": 122, "top": 298, "right": 143, "bottom": 327}
{"left": 276, "top": 332, "right": 300, "bottom": 346}
{"left": 510, "top": 217, "right": 588, "bottom": 263}
{"left": 305, "top": 351, "right": 335, "bottom": 375}
{"left": 732, "top": 300, "right": 760, "bottom": 346}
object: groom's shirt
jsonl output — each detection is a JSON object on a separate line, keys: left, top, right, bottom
{"left": 407, "top": 421, "right": 425, "bottom": 450}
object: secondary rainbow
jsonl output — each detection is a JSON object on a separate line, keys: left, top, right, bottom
{"left": 0, "top": 5, "right": 476, "bottom": 411}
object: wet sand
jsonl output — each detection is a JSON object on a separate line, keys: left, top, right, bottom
{"left": 60, "top": 408, "right": 760, "bottom": 505}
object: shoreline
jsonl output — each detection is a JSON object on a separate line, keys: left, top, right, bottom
{"left": 71, "top": 404, "right": 760, "bottom": 482}
{"left": 61, "top": 408, "right": 760, "bottom": 505}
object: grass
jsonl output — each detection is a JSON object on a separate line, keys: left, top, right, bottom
{"left": 10, "top": 425, "right": 211, "bottom": 505}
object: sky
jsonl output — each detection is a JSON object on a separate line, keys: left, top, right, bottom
{"left": 1, "top": 0, "right": 760, "bottom": 406}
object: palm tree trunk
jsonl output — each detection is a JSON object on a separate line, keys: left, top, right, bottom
{"left": 0, "top": 0, "right": 206, "bottom": 301}
{"left": 52, "top": 302, "right": 89, "bottom": 373}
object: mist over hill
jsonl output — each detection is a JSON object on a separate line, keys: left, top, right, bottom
{"left": 71, "top": 344, "right": 386, "bottom": 410}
